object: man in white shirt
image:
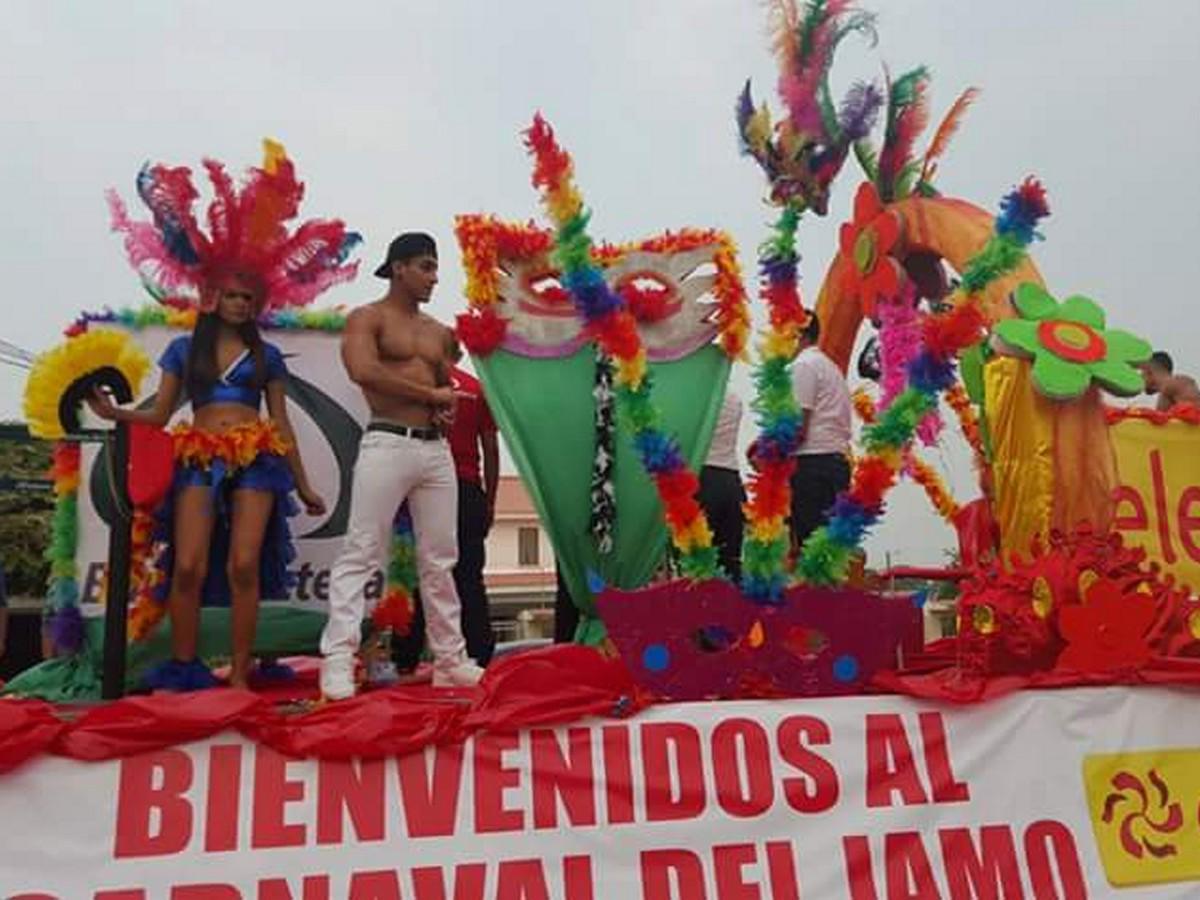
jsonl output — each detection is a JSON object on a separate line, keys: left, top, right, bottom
{"left": 698, "top": 392, "right": 745, "bottom": 580}
{"left": 790, "top": 315, "right": 852, "bottom": 551}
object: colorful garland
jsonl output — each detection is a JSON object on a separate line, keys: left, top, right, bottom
{"left": 127, "top": 508, "right": 162, "bottom": 641}
{"left": 45, "top": 442, "right": 83, "bottom": 653}
{"left": 904, "top": 450, "right": 960, "bottom": 523}
{"left": 523, "top": 114, "right": 720, "bottom": 579}
{"left": 851, "top": 388, "right": 958, "bottom": 524}
{"left": 590, "top": 348, "right": 617, "bottom": 555}
{"left": 740, "top": 202, "right": 807, "bottom": 602}
{"left": 372, "top": 506, "right": 417, "bottom": 635}
{"left": 798, "top": 178, "right": 1050, "bottom": 585}
{"left": 945, "top": 382, "right": 989, "bottom": 474}
{"left": 453, "top": 215, "right": 751, "bottom": 360}
{"left": 852, "top": 388, "right": 877, "bottom": 423}
{"left": 66, "top": 303, "right": 349, "bottom": 337}
{"left": 877, "top": 287, "right": 941, "bottom": 446}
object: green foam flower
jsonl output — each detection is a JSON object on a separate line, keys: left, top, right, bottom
{"left": 993, "top": 284, "right": 1151, "bottom": 400}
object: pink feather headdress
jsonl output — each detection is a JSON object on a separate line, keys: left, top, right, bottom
{"left": 107, "top": 139, "right": 360, "bottom": 313}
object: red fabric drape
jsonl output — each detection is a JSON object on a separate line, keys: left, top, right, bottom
{"left": 0, "top": 646, "right": 643, "bottom": 772}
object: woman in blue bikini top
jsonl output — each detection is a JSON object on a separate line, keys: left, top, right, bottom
{"left": 88, "top": 271, "right": 325, "bottom": 690}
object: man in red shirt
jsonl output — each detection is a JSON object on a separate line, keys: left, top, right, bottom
{"left": 445, "top": 348, "right": 500, "bottom": 664}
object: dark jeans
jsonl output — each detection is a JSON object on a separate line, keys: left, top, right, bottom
{"left": 394, "top": 479, "right": 496, "bottom": 668}
{"left": 789, "top": 453, "right": 851, "bottom": 551}
{"left": 698, "top": 466, "right": 745, "bottom": 581}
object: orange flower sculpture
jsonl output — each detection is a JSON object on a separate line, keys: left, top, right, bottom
{"left": 838, "top": 182, "right": 903, "bottom": 319}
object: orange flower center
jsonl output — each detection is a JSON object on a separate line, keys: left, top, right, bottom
{"left": 1037, "top": 320, "right": 1106, "bottom": 363}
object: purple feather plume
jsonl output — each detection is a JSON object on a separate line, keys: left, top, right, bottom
{"left": 50, "top": 605, "right": 85, "bottom": 655}
{"left": 736, "top": 80, "right": 760, "bottom": 156}
{"left": 839, "top": 82, "right": 884, "bottom": 143}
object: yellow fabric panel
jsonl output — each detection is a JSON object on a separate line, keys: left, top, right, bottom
{"left": 985, "top": 356, "right": 1053, "bottom": 560}
{"left": 1049, "top": 389, "right": 1116, "bottom": 536}
{"left": 1111, "top": 417, "right": 1200, "bottom": 591}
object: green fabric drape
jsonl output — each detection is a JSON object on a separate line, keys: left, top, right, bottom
{"left": 475, "top": 343, "right": 729, "bottom": 643}
{"left": 2, "top": 607, "right": 326, "bottom": 701}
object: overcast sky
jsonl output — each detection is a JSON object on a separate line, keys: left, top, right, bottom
{"left": 3, "top": 1, "right": 1198, "bottom": 564}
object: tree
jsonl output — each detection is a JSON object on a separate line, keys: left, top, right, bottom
{"left": 0, "top": 422, "right": 53, "bottom": 597}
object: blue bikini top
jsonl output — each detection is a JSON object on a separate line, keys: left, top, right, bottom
{"left": 159, "top": 335, "right": 287, "bottom": 410}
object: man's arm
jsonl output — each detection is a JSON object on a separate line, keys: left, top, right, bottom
{"left": 794, "top": 410, "right": 812, "bottom": 447}
{"left": 479, "top": 393, "right": 500, "bottom": 532}
{"left": 1157, "top": 379, "right": 1176, "bottom": 412}
{"left": 341, "top": 307, "right": 452, "bottom": 404}
{"left": 481, "top": 430, "right": 500, "bottom": 533}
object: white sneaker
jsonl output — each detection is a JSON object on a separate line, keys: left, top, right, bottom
{"left": 432, "top": 660, "right": 485, "bottom": 688}
{"left": 320, "top": 654, "right": 356, "bottom": 700}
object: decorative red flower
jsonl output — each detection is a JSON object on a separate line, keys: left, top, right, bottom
{"left": 838, "top": 182, "right": 904, "bottom": 319}
{"left": 372, "top": 589, "right": 414, "bottom": 636}
{"left": 1057, "top": 578, "right": 1157, "bottom": 673}
{"left": 455, "top": 307, "right": 508, "bottom": 356}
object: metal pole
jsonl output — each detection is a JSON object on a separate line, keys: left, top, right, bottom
{"left": 101, "top": 422, "right": 132, "bottom": 700}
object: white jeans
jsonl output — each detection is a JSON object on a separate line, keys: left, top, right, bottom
{"left": 320, "top": 430, "right": 468, "bottom": 668}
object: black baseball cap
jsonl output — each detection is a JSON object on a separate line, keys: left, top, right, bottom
{"left": 374, "top": 232, "right": 437, "bottom": 279}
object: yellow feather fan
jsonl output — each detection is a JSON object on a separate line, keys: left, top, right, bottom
{"left": 23, "top": 330, "right": 151, "bottom": 439}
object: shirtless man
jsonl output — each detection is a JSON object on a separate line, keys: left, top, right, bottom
{"left": 1143, "top": 351, "right": 1200, "bottom": 412}
{"left": 320, "top": 232, "right": 484, "bottom": 697}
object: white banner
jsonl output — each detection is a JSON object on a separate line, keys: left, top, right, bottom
{"left": 76, "top": 325, "right": 374, "bottom": 616}
{"left": 4, "top": 687, "right": 1200, "bottom": 897}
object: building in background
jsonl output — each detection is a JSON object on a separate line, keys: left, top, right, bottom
{"left": 485, "top": 475, "right": 557, "bottom": 641}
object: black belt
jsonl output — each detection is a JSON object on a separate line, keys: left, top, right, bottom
{"left": 366, "top": 422, "right": 442, "bottom": 441}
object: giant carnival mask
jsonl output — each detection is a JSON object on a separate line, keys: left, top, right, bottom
{"left": 456, "top": 215, "right": 749, "bottom": 644}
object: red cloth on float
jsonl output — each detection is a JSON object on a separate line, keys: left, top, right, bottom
{"left": 0, "top": 700, "right": 65, "bottom": 774}
{"left": 0, "top": 646, "right": 642, "bottom": 771}
{"left": 127, "top": 422, "right": 175, "bottom": 510}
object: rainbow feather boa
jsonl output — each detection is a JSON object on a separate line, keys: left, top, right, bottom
{"left": 740, "top": 203, "right": 807, "bottom": 602}
{"left": 798, "top": 178, "right": 1049, "bottom": 584}
{"left": 523, "top": 115, "right": 720, "bottom": 579}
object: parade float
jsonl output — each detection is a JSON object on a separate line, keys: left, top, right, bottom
{"left": 4, "top": 2, "right": 1200, "bottom": 896}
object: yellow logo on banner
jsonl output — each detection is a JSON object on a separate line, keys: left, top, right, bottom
{"left": 1083, "top": 749, "right": 1200, "bottom": 888}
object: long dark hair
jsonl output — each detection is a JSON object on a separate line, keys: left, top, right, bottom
{"left": 186, "top": 312, "right": 267, "bottom": 400}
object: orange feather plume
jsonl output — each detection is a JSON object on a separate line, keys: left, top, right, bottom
{"left": 920, "top": 87, "right": 979, "bottom": 185}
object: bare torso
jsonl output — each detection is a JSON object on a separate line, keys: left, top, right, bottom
{"left": 192, "top": 332, "right": 263, "bottom": 432}
{"left": 351, "top": 301, "right": 452, "bottom": 426}
{"left": 1158, "top": 375, "right": 1200, "bottom": 411}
